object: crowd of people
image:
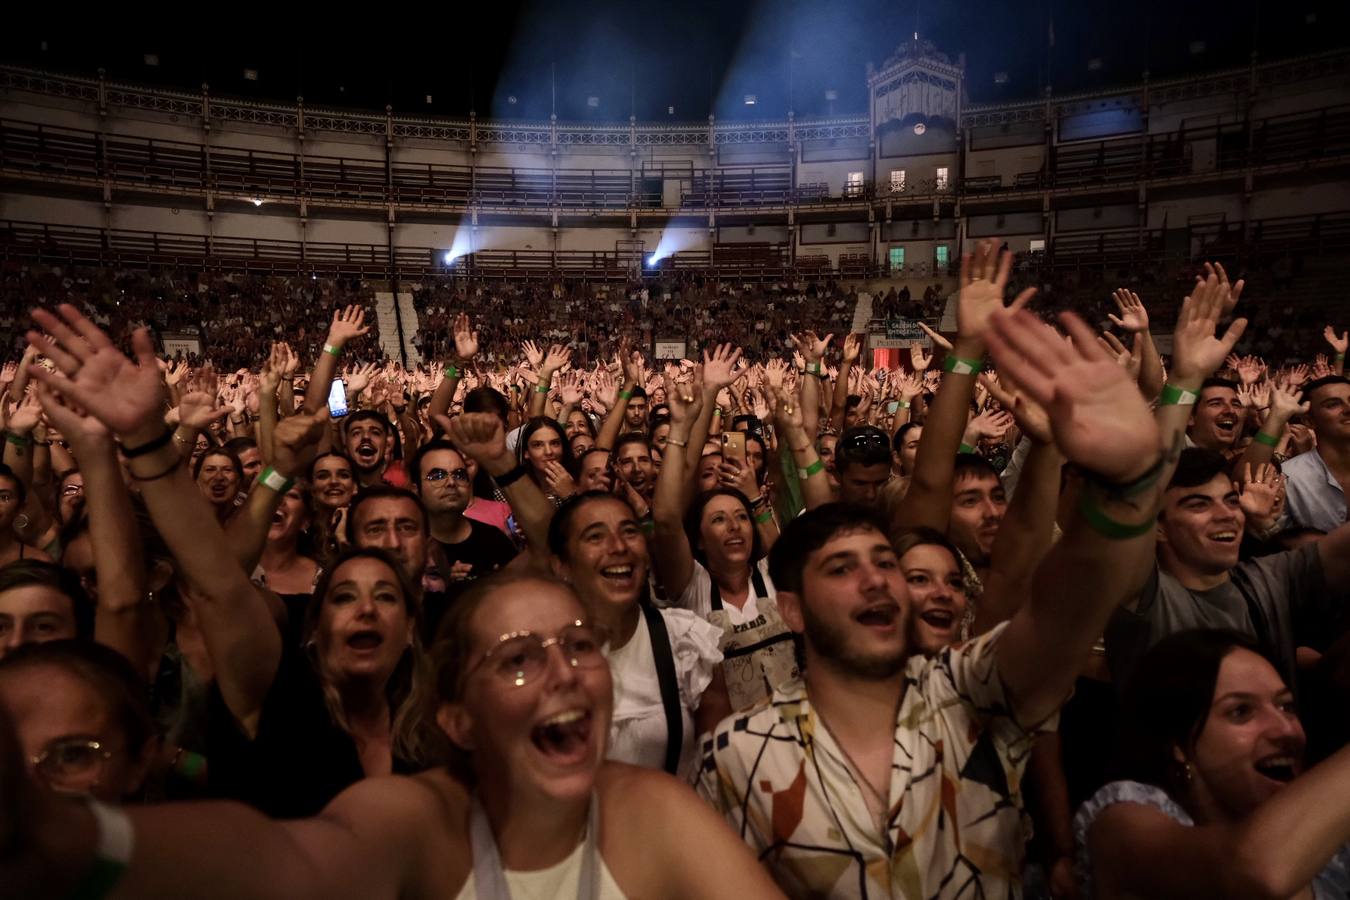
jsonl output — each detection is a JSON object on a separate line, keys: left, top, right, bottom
{"left": 4, "top": 238, "right": 1350, "bottom": 899}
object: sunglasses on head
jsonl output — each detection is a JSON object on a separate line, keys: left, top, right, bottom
{"left": 425, "top": 467, "right": 471, "bottom": 484}
{"left": 842, "top": 431, "right": 890, "bottom": 452}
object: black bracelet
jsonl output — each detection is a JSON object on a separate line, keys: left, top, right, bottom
{"left": 130, "top": 454, "right": 182, "bottom": 482}
{"left": 120, "top": 430, "right": 175, "bottom": 459}
{"left": 494, "top": 463, "right": 530, "bottom": 488}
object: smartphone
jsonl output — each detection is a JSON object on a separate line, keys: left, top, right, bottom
{"left": 721, "top": 431, "right": 745, "bottom": 465}
{"left": 328, "top": 379, "right": 349, "bottom": 418}
{"left": 886, "top": 400, "right": 901, "bottom": 415}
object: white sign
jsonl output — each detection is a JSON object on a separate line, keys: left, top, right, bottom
{"left": 653, "top": 340, "right": 687, "bottom": 361}
{"left": 161, "top": 334, "right": 201, "bottom": 359}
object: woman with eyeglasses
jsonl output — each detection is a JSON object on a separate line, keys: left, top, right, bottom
{"left": 2, "top": 573, "right": 787, "bottom": 900}
{"left": 549, "top": 491, "right": 727, "bottom": 781}
{"left": 0, "top": 639, "right": 156, "bottom": 802}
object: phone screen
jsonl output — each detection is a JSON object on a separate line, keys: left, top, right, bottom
{"left": 328, "top": 379, "right": 349, "bottom": 417}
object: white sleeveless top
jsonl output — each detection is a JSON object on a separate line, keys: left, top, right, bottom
{"left": 454, "top": 839, "right": 628, "bottom": 900}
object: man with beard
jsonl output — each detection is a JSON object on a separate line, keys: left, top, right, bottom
{"left": 343, "top": 410, "right": 405, "bottom": 488}
{"left": 612, "top": 433, "right": 657, "bottom": 503}
{"left": 946, "top": 453, "right": 1008, "bottom": 586}
{"left": 699, "top": 301, "right": 1164, "bottom": 899}
{"left": 1186, "top": 376, "right": 1245, "bottom": 457}
{"left": 407, "top": 440, "right": 517, "bottom": 638}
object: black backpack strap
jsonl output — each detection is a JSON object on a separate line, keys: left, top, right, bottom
{"left": 641, "top": 604, "right": 684, "bottom": 776}
{"left": 710, "top": 565, "right": 767, "bottom": 612}
{"left": 709, "top": 578, "right": 723, "bottom": 611}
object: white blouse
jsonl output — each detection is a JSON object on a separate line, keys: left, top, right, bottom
{"left": 605, "top": 607, "right": 723, "bottom": 782}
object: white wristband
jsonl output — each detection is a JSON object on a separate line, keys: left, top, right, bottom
{"left": 258, "top": 466, "right": 295, "bottom": 494}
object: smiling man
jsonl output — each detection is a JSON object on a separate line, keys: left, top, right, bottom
{"left": 1105, "top": 447, "right": 1350, "bottom": 690}
{"left": 1187, "top": 376, "right": 1245, "bottom": 456}
{"left": 343, "top": 410, "right": 395, "bottom": 487}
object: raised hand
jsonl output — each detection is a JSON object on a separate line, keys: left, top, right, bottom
{"left": 163, "top": 359, "right": 190, "bottom": 387}
{"left": 5, "top": 389, "right": 41, "bottom": 435}
{"left": 917, "top": 321, "right": 953, "bottom": 352}
{"left": 771, "top": 384, "right": 804, "bottom": 431}
{"left": 1237, "top": 462, "right": 1282, "bottom": 529}
{"left": 326, "top": 304, "right": 370, "bottom": 348}
{"left": 963, "top": 408, "right": 1014, "bottom": 445}
{"left": 717, "top": 456, "right": 759, "bottom": 501}
{"left": 520, "top": 339, "right": 543, "bottom": 370}
{"left": 1268, "top": 380, "right": 1310, "bottom": 422}
{"left": 985, "top": 308, "right": 1160, "bottom": 482}
{"left": 1097, "top": 331, "right": 1142, "bottom": 382}
{"left": 702, "top": 342, "right": 743, "bottom": 390}
{"left": 592, "top": 369, "right": 618, "bottom": 413}
{"left": 763, "top": 357, "right": 789, "bottom": 391}
{"left": 279, "top": 342, "right": 300, "bottom": 378}
{"left": 1234, "top": 355, "right": 1266, "bottom": 387}
{"left": 897, "top": 371, "right": 925, "bottom": 401}
{"left": 789, "top": 330, "right": 833, "bottom": 364}
{"left": 541, "top": 344, "right": 573, "bottom": 377}
{"left": 1282, "top": 363, "right": 1311, "bottom": 391}
{"left": 842, "top": 333, "right": 864, "bottom": 364}
{"left": 1170, "top": 270, "right": 1248, "bottom": 383}
{"left": 437, "top": 411, "right": 512, "bottom": 471}
{"left": 664, "top": 369, "right": 705, "bottom": 426}
{"left": 1312, "top": 354, "right": 1335, "bottom": 380}
{"left": 1108, "top": 288, "right": 1150, "bottom": 333}
{"left": 909, "top": 341, "right": 932, "bottom": 372}
{"left": 981, "top": 371, "right": 1052, "bottom": 445}
{"left": 558, "top": 370, "right": 584, "bottom": 405}
{"left": 344, "top": 361, "right": 379, "bottom": 396}
{"left": 26, "top": 305, "right": 167, "bottom": 442}
{"left": 1324, "top": 325, "right": 1349, "bottom": 356}
{"left": 268, "top": 407, "right": 330, "bottom": 478}
{"left": 956, "top": 240, "right": 1036, "bottom": 345}
{"left": 177, "top": 389, "right": 229, "bottom": 430}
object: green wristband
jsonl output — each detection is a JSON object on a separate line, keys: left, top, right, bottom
{"left": 958, "top": 442, "right": 976, "bottom": 454}
{"left": 4, "top": 431, "right": 31, "bottom": 447}
{"left": 942, "top": 354, "right": 982, "bottom": 376}
{"left": 1338, "top": 354, "right": 1347, "bottom": 361}
{"left": 755, "top": 508, "right": 774, "bottom": 524}
{"left": 445, "top": 364, "right": 460, "bottom": 379}
{"left": 535, "top": 384, "right": 549, "bottom": 394}
{"left": 323, "top": 343, "right": 341, "bottom": 357}
{"left": 619, "top": 389, "right": 633, "bottom": 400}
{"left": 1253, "top": 430, "right": 1280, "bottom": 448}
{"left": 897, "top": 399, "right": 911, "bottom": 409}
{"left": 797, "top": 458, "right": 824, "bottom": 479}
{"left": 258, "top": 466, "right": 295, "bottom": 495}
{"left": 1078, "top": 490, "right": 1156, "bottom": 540}
{"left": 807, "top": 362, "right": 823, "bottom": 376}
{"left": 1159, "top": 383, "right": 1198, "bottom": 406}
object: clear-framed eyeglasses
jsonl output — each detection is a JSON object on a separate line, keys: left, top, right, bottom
{"left": 468, "top": 621, "right": 607, "bottom": 687}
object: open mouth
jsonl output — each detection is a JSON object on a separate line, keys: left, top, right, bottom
{"left": 855, "top": 602, "right": 900, "bottom": 629}
{"left": 354, "top": 444, "right": 379, "bottom": 463}
{"left": 1215, "top": 416, "right": 1238, "bottom": 434}
{"left": 919, "top": 608, "right": 956, "bottom": 630}
{"left": 346, "top": 630, "right": 384, "bottom": 651}
{"left": 270, "top": 509, "right": 286, "bottom": 526}
{"left": 323, "top": 486, "right": 348, "bottom": 498}
{"left": 530, "top": 709, "right": 594, "bottom": 764}
{"left": 1254, "top": 755, "right": 1297, "bottom": 783}
{"left": 600, "top": 564, "right": 635, "bottom": 584}
{"left": 1209, "top": 531, "right": 1239, "bottom": 544}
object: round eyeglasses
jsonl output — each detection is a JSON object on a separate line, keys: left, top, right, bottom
{"left": 469, "top": 621, "right": 607, "bottom": 687}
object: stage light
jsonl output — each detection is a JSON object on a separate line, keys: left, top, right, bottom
{"left": 913, "top": 122, "right": 926, "bottom": 135}
{"left": 251, "top": 197, "right": 263, "bottom": 207}
{"left": 507, "top": 95, "right": 518, "bottom": 105}
{"left": 647, "top": 254, "right": 659, "bottom": 267}
{"left": 744, "top": 94, "right": 757, "bottom": 106}
{"left": 443, "top": 251, "right": 455, "bottom": 265}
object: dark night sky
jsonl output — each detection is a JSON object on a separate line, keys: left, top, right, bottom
{"left": 3, "top": 0, "right": 1347, "bottom": 123}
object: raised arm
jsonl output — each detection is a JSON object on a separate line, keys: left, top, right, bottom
{"left": 972, "top": 375, "right": 1063, "bottom": 635}
{"left": 428, "top": 312, "right": 477, "bottom": 426}
{"left": 1238, "top": 380, "right": 1307, "bottom": 474}
{"left": 303, "top": 305, "right": 369, "bottom": 414}
{"left": 893, "top": 241, "right": 1034, "bottom": 533}
{"left": 789, "top": 331, "right": 831, "bottom": 442}
{"left": 770, "top": 383, "right": 833, "bottom": 511}
{"left": 527, "top": 344, "right": 572, "bottom": 419}
{"left": 1110, "top": 288, "right": 1164, "bottom": 401}
{"left": 986, "top": 307, "right": 1163, "bottom": 727}
{"left": 35, "top": 383, "right": 157, "bottom": 678}
{"left": 595, "top": 345, "right": 641, "bottom": 451}
{"left": 1325, "top": 325, "right": 1348, "bottom": 377}
{"left": 826, "top": 333, "right": 861, "bottom": 434}
{"left": 650, "top": 373, "right": 703, "bottom": 600}
{"left": 438, "top": 412, "right": 552, "bottom": 564}
{"left": 27, "top": 307, "right": 281, "bottom": 735}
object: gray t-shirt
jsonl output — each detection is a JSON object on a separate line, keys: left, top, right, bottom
{"left": 1105, "top": 542, "right": 1329, "bottom": 690}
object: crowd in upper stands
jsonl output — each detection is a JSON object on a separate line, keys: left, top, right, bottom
{"left": 6, "top": 238, "right": 1350, "bottom": 900}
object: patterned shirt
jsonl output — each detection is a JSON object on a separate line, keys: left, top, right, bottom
{"left": 697, "top": 624, "right": 1052, "bottom": 899}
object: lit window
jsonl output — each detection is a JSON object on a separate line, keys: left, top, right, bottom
{"left": 846, "top": 171, "right": 864, "bottom": 198}
{"left": 935, "top": 246, "right": 950, "bottom": 269}
{"left": 889, "top": 247, "right": 905, "bottom": 270}
{"left": 890, "top": 170, "right": 906, "bottom": 192}
{"left": 935, "top": 167, "right": 949, "bottom": 190}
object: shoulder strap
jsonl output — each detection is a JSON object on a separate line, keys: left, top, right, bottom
{"left": 709, "top": 565, "right": 768, "bottom": 612}
{"left": 641, "top": 603, "right": 683, "bottom": 776}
